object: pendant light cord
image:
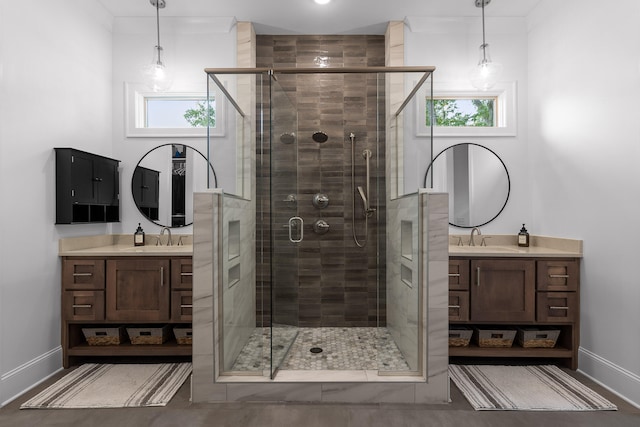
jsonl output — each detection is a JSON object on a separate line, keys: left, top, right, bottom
{"left": 155, "top": 0, "right": 162, "bottom": 65}
{"left": 481, "top": 1, "right": 487, "bottom": 63}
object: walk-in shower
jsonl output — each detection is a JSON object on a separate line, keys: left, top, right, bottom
{"left": 197, "top": 65, "right": 436, "bottom": 383}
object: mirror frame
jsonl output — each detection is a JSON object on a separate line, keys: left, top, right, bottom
{"left": 423, "top": 142, "right": 510, "bottom": 228}
{"left": 132, "top": 143, "right": 217, "bottom": 228}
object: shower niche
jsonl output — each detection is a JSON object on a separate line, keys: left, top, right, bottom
{"left": 192, "top": 60, "right": 448, "bottom": 403}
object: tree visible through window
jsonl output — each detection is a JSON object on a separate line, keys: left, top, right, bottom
{"left": 145, "top": 97, "right": 216, "bottom": 128}
{"left": 426, "top": 98, "right": 495, "bottom": 127}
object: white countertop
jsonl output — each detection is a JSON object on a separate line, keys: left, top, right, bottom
{"left": 448, "top": 234, "right": 582, "bottom": 258}
{"left": 59, "top": 234, "right": 193, "bottom": 257}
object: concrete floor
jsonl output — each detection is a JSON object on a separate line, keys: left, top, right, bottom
{"left": 1, "top": 369, "right": 639, "bottom": 427}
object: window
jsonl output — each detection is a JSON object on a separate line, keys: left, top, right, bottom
{"left": 427, "top": 98, "right": 496, "bottom": 127}
{"left": 125, "top": 83, "right": 223, "bottom": 138}
{"left": 416, "top": 82, "right": 516, "bottom": 137}
{"left": 145, "top": 97, "right": 215, "bottom": 129}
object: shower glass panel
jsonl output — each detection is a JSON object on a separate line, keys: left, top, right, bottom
{"left": 269, "top": 73, "right": 300, "bottom": 378}
{"left": 206, "top": 66, "right": 434, "bottom": 379}
{"left": 207, "top": 70, "right": 264, "bottom": 375}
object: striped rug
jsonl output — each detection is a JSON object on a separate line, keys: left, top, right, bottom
{"left": 449, "top": 365, "right": 617, "bottom": 411}
{"left": 20, "top": 363, "right": 191, "bottom": 409}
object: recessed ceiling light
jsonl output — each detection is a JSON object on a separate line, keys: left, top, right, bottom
{"left": 314, "top": 0, "right": 331, "bottom": 5}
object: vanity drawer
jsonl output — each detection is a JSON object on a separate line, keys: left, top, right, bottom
{"left": 171, "top": 258, "right": 193, "bottom": 290}
{"left": 449, "top": 259, "right": 470, "bottom": 290}
{"left": 62, "top": 259, "right": 105, "bottom": 290}
{"left": 537, "top": 260, "right": 579, "bottom": 291}
{"left": 63, "top": 291, "right": 104, "bottom": 321}
{"left": 537, "top": 292, "right": 578, "bottom": 323}
{"left": 172, "top": 291, "right": 192, "bottom": 322}
{"left": 449, "top": 291, "right": 469, "bottom": 322}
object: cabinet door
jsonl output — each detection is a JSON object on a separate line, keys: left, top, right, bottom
{"left": 63, "top": 291, "right": 105, "bottom": 321}
{"left": 62, "top": 259, "right": 105, "bottom": 290}
{"left": 106, "top": 259, "right": 170, "bottom": 321}
{"left": 470, "top": 259, "right": 536, "bottom": 322}
{"left": 70, "top": 151, "right": 96, "bottom": 204}
{"left": 449, "top": 291, "right": 469, "bottom": 321}
{"left": 537, "top": 260, "right": 579, "bottom": 291}
{"left": 172, "top": 291, "right": 193, "bottom": 322}
{"left": 537, "top": 292, "right": 578, "bottom": 323}
{"left": 449, "top": 259, "right": 469, "bottom": 290}
{"left": 171, "top": 258, "right": 193, "bottom": 290}
{"left": 95, "top": 158, "right": 119, "bottom": 205}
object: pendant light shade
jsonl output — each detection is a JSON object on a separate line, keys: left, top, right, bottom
{"left": 469, "top": 0, "right": 502, "bottom": 90}
{"left": 141, "top": 0, "right": 172, "bottom": 92}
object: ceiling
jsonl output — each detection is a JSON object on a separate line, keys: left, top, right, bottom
{"left": 97, "top": 0, "right": 541, "bottom": 34}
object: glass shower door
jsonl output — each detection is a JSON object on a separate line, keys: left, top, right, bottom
{"left": 269, "top": 73, "right": 299, "bottom": 378}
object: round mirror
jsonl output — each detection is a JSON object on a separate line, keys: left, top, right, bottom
{"left": 132, "top": 144, "right": 217, "bottom": 228}
{"left": 423, "top": 143, "right": 510, "bottom": 228}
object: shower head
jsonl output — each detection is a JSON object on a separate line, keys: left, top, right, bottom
{"left": 312, "top": 131, "right": 328, "bottom": 143}
{"left": 280, "top": 132, "right": 295, "bottom": 144}
{"left": 357, "top": 186, "right": 368, "bottom": 210}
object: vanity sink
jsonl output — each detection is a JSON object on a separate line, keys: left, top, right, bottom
{"left": 118, "top": 245, "right": 191, "bottom": 252}
{"left": 450, "top": 245, "right": 523, "bottom": 253}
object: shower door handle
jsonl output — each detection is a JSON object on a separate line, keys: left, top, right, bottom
{"left": 288, "top": 216, "right": 304, "bottom": 243}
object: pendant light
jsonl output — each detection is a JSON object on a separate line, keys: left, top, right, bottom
{"left": 469, "top": 0, "right": 502, "bottom": 91}
{"left": 141, "top": 0, "right": 172, "bottom": 92}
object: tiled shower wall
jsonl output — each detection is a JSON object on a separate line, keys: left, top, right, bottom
{"left": 257, "top": 35, "right": 386, "bottom": 327}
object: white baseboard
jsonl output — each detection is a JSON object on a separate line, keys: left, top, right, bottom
{"left": 1, "top": 346, "right": 63, "bottom": 407}
{"left": 578, "top": 346, "right": 640, "bottom": 409}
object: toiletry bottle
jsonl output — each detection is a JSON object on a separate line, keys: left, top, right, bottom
{"left": 134, "top": 223, "right": 145, "bottom": 246}
{"left": 518, "top": 224, "right": 530, "bottom": 247}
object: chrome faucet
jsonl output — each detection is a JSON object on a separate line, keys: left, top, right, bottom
{"left": 159, "top": 226, "right": 173, "bottom": 246}
{"left": 469, "top": 227, "right": 481, "bottom": 246}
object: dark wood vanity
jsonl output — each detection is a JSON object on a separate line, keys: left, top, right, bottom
{"left": 449, "top": 254, "right": 580, "bottom": 369}
{"left": 60, "top": 238, "right": 193, "bottom": 368}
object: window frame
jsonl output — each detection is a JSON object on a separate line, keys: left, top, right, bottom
{"left": 125, "top": 82, "right": 224, "bottom": 138}
{"left": 416, "top": 81, "right": 516, "bottom": 137}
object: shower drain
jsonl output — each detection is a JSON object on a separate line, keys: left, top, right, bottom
{"left": 309, "top": 347, "right": 323, "bottom": 354}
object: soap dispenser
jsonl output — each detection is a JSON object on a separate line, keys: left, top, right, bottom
{"left": 134, "top": 223, "right": 145, "bottom": 246}
{"left": 518, "top": 224, "right": 530, "bottom": 247}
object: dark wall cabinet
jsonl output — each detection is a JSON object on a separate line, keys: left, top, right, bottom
{"left": 55, "top": 148, "right": 120, "bottom": 224}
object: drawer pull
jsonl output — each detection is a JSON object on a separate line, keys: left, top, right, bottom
{"left": 448, "top": 305, "right": 461, "bottom": 309}
{"left": 180, "top": 272, "right": 193, "bottom": 276}
{"left": 180, "top": 304, "right": 193, "bottom": 309}
{"left": 549, "top": 274, "right": 569, "bottom": 278}
{"left": 72, "top": 304, "right": 92, "bottom": 308}
{"left": 448, "top": 273, "right": 460, "bottom": 277}
{"left": 73, "top": 273, "right": 93, "bottom": 277}
{"left": 550, "top": 306, "right": 569, "bottom": 310}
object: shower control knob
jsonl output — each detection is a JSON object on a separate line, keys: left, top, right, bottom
{"left": 312, "top": 193, "right": 329, "bottom": 209}
{"left": 313, "top": 219, "right": 330, "bottom": 235}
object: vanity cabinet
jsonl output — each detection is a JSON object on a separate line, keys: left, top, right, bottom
{"left": 61, "top": 256, "right": 192, "bottom": 368}
{"left": 55, "top": 148, "right": 120, "bottom": 224}
{"left": 449, "top": 257, "right": 580, "bottom": 369}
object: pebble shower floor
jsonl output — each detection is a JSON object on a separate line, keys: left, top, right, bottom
{"left": 231, "top": 327, "right": 411, "bottom": 372}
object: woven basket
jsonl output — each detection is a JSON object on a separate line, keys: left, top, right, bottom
{"left": 449, "top": 327, "right": 473, "bottom": 347}
{"left": 173, "top": 327, "right": 192, "bottom": 345}
{"left": 475, "top": 328, "right": 516, "bottom": 348}
{"left": 127, "top": 325, "right": 170, "bottom": 345}
{"left": 517, "top": 328, "right": 560, "bottom": 348}
{"left": 82, "top": 327, "right": 124, "bottom": 346}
